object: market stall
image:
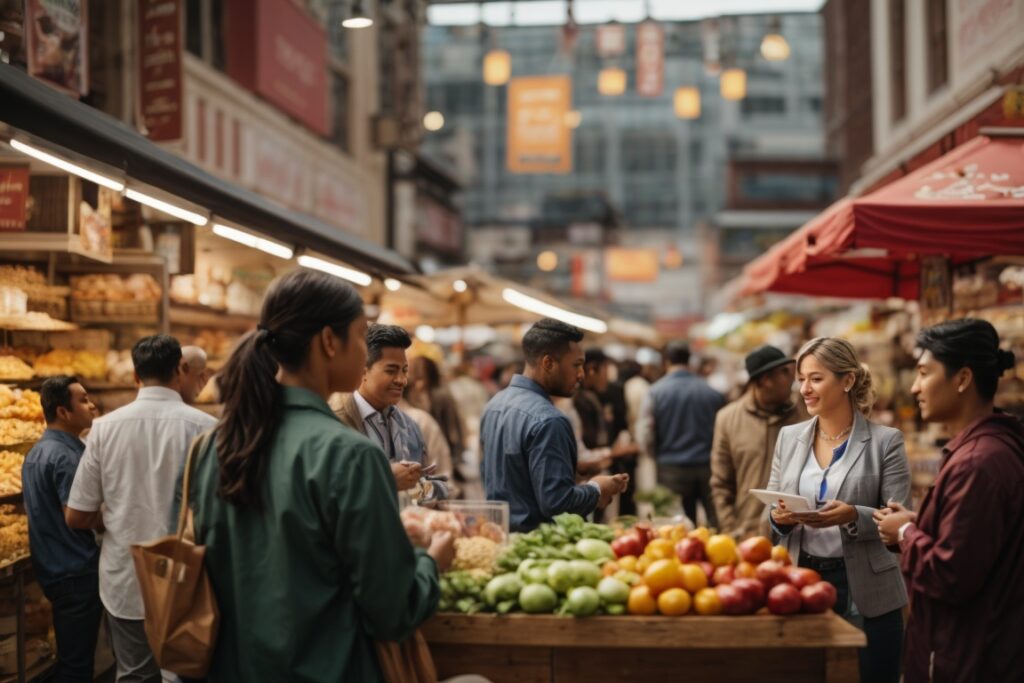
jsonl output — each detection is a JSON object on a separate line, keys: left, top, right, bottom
{"left": 424, "top": 612, "right": 865, "bottom": 683}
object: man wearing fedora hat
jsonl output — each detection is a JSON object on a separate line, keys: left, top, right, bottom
{"left": 711, "top": 345, "right": 808, "bottom": 538}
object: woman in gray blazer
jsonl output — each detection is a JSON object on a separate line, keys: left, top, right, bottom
{"left": 768, "top": 337, "right": 910, "bottom": 683}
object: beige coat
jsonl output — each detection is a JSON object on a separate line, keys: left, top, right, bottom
{"left": 710, "top": 391, "right": 808, "bottom": 538}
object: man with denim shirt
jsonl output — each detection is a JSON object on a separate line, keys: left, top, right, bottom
{"left": 482, "top": 319, "right": 628, "bottom": 532}
{"left": 22, "top": 376, "right": 100, "bottom": 683}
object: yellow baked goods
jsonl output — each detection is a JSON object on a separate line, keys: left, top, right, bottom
{"left": 0, "top": 450, "right": 23, "bottom": 496}
{"left": 0, "top": 355, "right": 33, "bottom": 381}
{"left": 33, "top": 349, "right": 107, "bottom": 380}
{"left": 0, "top": 387, "right": 43, "bottom": 421}
{"left": 0, "top": 505, "right": 30, "bottom": 566}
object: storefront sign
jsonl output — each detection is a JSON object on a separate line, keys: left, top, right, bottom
{"left": 138, "top": 0, "right": 183, "bottom": 141}
{"left": 605, "top": 247, "right": 660, "bottom": 282}
{"left": 0, "top": 167, "right": 29, "bottom": 231}
{"left": 25, "top": 0, "right": 89, "bottom": 97}
{"left": 313, "top": 169, "right": 369, "bottom": 237}
{"left": 635, "top": 22, "right": 664, "bottom": 97}
{"left": 225, "top": 0, "right": 329, "bottom": 136}
{"left": 416, "top": 195, "right": 462, "bottom": 255}
{"left": 507, "top": 76, "right": 573, "bottom": 174}
{"left": 596, "top": 24, "right": 626, "bottom": 58}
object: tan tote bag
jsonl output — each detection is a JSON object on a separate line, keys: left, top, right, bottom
{"left": 131, "top": 431, "right": 220, "bottom": 678}
{"left": 375, "top": 630, "right": 438, "bottom": 683}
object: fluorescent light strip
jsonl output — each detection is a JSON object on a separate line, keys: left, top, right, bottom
{"left": 384, "top": 278, "right": 402, "bottom": 292}
{"left": 297, "top": 255, "right": 372, "bottom": 287}
{"left": 125, "top": 189, "right": 208, "bottom": 226}
{"left": 502, "top": 287, "right": 608, "bottom": 334}
{"left": 212, "top": 223, "right": 294, "bottom": 260}
{"left": 10, "top": 139, "right": 125, "bottom": 191}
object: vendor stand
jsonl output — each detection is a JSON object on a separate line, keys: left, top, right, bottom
{"left": 424, "top": 612, "right": 865, "bottom": 683}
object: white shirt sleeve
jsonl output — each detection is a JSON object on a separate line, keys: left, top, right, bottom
{"left": 67, "top": 427, "right": 104, "bottom": 512}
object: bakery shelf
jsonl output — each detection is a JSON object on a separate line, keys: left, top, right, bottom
{"left": 169, "top": 303, "right": 258, "bottom": 332}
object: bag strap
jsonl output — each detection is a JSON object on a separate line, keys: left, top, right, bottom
{"left": 177, "top": 429, "right": 215, "bottom": 543}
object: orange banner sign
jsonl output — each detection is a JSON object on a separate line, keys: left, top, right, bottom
{"left": 507, "top": 76, "right": 573, "bottom": 174}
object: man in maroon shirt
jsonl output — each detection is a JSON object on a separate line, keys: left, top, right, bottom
{"left": 876, "top": 319, "right": 1024, "bottom": 683}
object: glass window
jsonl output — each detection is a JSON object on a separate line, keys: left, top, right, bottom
{"left": 739, "top": 173, "right": 838, "bottom": 204}
{"left": 741, "top": 96, "right": 786, "bottom": 116}
{"left": 926, "top": 0, "right": 948, "bottom": 93}
{"left": 890, "top": 0, "right": 907, "bottom": 122}
{"left": 330, "top": 71, "right": 351, "bottom": 154}
{"left": 186, "top": 0, "right": 202, "bottom": 58}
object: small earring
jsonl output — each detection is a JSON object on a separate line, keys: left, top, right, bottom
{"left": 958, "top": 386, "right": 965, "bottom": 393}
{"left": 844, "top": 387, "right": 850, "bottom": 393}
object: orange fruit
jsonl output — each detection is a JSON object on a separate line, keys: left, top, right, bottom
{"left": 602, "top": 561, "right": 620, "bottom": 577}
{"left": 705, "top": 534, "right": 738, "bottom": 567}
{"left": 636, "top": 555, "right": 652, "bottom": 574}
{"left": 693, "top": 587, "right": 723, "bottom": 615}
{"left": 627, "top": 585, "right": 658, "bottom": 615}
{"left": 657, "top": 525, "right": 675, "bottom": 539}
{"left": 678, "top": 563, "right": 709, "bottom": 593}
{"left": 617, "top": 555, "right": 638, "bottom": 573}
{"left": 657, "top": 588, "right": 692, "bottom": 616}
{"left": 644, "top": 538, "right": 676, "bottom": 561}
{"left": 643, "top": 559, "right": 682, "bottom": 595}
{"left": 688, "top": 527, "right": 711, "bottom": 544}
{"left": 669, "top": 525, "right": 688, "bottom": 543}
{"left": 735, "top": 561, "right": 757, "bottom": 579}
{"left": 771, "top": 545, "right": 792, "bottom": 566}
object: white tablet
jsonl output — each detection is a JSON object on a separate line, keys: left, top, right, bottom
{"left": 748, "top": 489, "right": 813, "bottom": 512}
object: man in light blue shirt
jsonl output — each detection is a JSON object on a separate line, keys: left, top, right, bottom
{"left": 481, "top": 318, "right": 628, "bottom": 532}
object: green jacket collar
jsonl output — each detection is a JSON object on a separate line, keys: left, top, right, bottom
{"left": 282, "top": 385, "right": 336, "bottom": 418}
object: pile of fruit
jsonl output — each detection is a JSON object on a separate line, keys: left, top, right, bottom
{"left": 610, "top": 524, "right": 838, "bottom": 617}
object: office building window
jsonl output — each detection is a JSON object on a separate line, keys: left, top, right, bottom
{"left": 185, "top": 0, "right": 225, "bottom": 69}
{"left": 926, "top": 0, "right": 948, "bottom": 93}
{"left": 330, "top": 70, "right": 351, "bottom": 154}
{"left": 741, "top": 96, "right": 786, "bottom": 116}
{"left": 890, "top": 0, "right": 907, "bottom": 123}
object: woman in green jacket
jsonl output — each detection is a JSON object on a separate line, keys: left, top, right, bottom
{"left": 188, "top": 269, "right": 454, "bottom": 681}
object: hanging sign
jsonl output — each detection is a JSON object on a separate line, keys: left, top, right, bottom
{"left": 507, "top": 76, "right": 573, "bottom": 174}
{"left": 25, "top": 0, "right": 89, "bottom": 97}
{"left": 138, "top": 0, "right": 184, "bottom": 142}
{"left": 596, "top": 24, "right": 626, "bottom": 57}
{"left": 636, "top": 22, "right": 664, "bottom": 97}
{"left": 0, "top": 167, "right": 30, "bottom": 232}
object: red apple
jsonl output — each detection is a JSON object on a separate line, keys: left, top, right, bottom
{"left": 611, "top": 534, "right": 642, "bottom": 559}
{"left": 675, "top": 537, "right": 707, "bottom": 563}
{"left": 735, "top": 561, "right": 757, "bottom": 579}
{"left": 715, "top": 584, "right": 747, "bottom": 615}
{"left": 633, "top": 522, "right": 655, "bottom": 550}
{"left": 731, "top": 578, "right": 766, "bottom": 611}
{"left": 800, "top": 581, "right": 838, "bottom": 614}
{"left": 756, "top": 560, "right": 788, "bottom": 589}
{"left": 713, "top": 565, "right": 736, "bottom": 586}
{"left": 767, "top": 583, "right": 802, "bottom": 615}
{"left": 699, "top": 562, "right": 716, "bottom": 583}
{"left": 738, "top": 536, "right": 773, "bottom": 564}
{"left": 786, "top": 567, "right": 822, "bottom": 590}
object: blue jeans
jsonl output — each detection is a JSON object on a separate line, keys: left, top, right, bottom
{"left": 812, "top": 563, "right": 903, "bottom": 683}
{"left": 42, "top": 574, "right": 103, "bottom": 683}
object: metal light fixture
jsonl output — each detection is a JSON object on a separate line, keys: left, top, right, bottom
{"left": 342, "top": 0, "right": 373, "bottom": 29}
{"left": 760, "top": 17, "right": 790, "bottom": 61}
{"left": 297, "top": 255, "right": 372, "bottom": 287}
{"left": 720, "top": 68, "right": 747, "bottom": 101}
{"left": 674, "top": 87, "right": 701, "bottom": 119}
{"left": 212, "top": 224, "right": 294, "bottom": 260}
{"left": 502, "top": 288, "right": 607, "bottom": 334}
{"left": 598, "top": 68, "right": 627, "bottom": 96}
{"left": 483, "top": 49, "right": 511, "bottom": 86}
{"left": 10, "top": 139, "right": 125, "bottom": 191}
{"left": 125, "top": 189, "right": 208, "bottom": 226}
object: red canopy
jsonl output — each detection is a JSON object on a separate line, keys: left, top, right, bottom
{"left": 741, "top": 135, "right": 1024, "bottom": 299}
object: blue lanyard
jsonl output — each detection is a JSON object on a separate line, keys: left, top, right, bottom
{"left": 816, "top": 439, "right": 849, "bottom": 506}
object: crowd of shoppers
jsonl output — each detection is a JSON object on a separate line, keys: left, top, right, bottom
{"left": 16, "top": 267, "right": 1023, "bottom": 683}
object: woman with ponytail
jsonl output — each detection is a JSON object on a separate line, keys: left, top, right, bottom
{"left": 876, "top": 319, "right": 1024, "bottom": 683}
{"left": 767, "top": 337, "right": 910, "bottom": 683}
{"left": 186, "top": 269, "right": 455, "bottom": 681}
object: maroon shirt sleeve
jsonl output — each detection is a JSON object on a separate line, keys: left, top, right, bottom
{"left": 900, "top": 459, "right": 1007, "bottom": 606}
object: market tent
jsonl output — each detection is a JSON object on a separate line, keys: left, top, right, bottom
{"left": 0, "top": 64, "right": 414, "bottom": 275}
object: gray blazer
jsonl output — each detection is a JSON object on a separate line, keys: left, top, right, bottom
{"left": 767, "top": 411, "right": 910, "bottom": 618}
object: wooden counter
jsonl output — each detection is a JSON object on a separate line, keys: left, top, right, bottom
{"left": 423, "top": 612, "right": 867, "bottom": 683}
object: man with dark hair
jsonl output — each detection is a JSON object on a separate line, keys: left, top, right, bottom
{"left": 638, "top": 340, "right": 725, "bottom": 526}
{"left": 330, "top": 324, "right": 448, "bottom": 500}
{"left": 481, "top": 319, "right": 628, "bottom": 532}
{"left": 22, "top": 376, "right": 101, "bottom": 682}
{"left": 66, "top": 335, "right": 215, "bottom": 682}
{"left": 710, "top": 345, "right": 807, "bottom": 538}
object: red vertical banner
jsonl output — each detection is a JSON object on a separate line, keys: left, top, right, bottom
{"left": 635, "top": 22, "right": 664, "bottom": 97}
{"left": 0, "top": 167, "right": 30, "bottom": 232}
{"left": 25, "top": 0, "right": 89, "bottom": 97}
{"left": 138, "top": 0, "right": 184, "bottom": 141}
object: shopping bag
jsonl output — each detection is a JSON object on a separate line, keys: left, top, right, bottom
{"left": 130, "top": 430, "right": 219, "bottom": 678}
{"left": 375, "top": 630, "right": 438, "bottom": 683}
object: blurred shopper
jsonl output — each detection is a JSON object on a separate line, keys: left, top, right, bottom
{"left": 22, "top": 376, "right": 100, "bottom": 683}
{"left": 66, "top": 335, "right": 216, "bottom": 683}
{"left": 711, "top": 346, "right": 807, "bottom": 538}
{"left": 408, "top": 356, "right": 466, "bottom": 461}
{"left": 184, "top": 270, "right": 455, "bottom": 681}
{"left": 769, "top": 337, "right": 909, "bottom": 683}
{"left": 178, "top": 345, "right": 212, "bottom": 405}
{"left": 331, "top": 324, "right": 448, "bottom": 500}
{"left": 481, "top": 319, "right": 628, "bottom": 532}
{"left": 638, "top": 341, "right": 724, "bottom": 526}
{"left": 876, "top": 319, "right": 1024, "bottom": 683}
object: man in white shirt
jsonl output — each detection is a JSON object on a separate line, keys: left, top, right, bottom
{"left": 66, "top": 335, "right": 216, "bottom": 683}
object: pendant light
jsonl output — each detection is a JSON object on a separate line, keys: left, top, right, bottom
{"left": 720, "top": 68, "right": 747, "bottom": 101}
{"left": 342, "top": 0, "right": 373, "bottom": 29}
{"left": 674, "top": 87, "right": 700, "bottom": 119}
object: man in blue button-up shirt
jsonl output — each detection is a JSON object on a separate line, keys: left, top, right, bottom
{"left": 21, "top": 375, "right": 102, "bottom": 682}
{"left": 482, "top": 318, "right": 629, "bottom": 532}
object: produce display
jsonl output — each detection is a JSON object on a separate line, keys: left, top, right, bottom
{"left": 0, "top": 451, "right": 23, "bottom": 496}
{"left": 0, "top": 505, "right": 29, "bottom": 567}
{"left": 0, "top": 387, "right": 44, "bottom": 446}
{"left": 437, "top": 514, "right": 838, "bottom": 619}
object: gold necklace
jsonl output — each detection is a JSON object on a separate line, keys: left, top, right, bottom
{"left": 817, "top": 422, "right": 852, "bottom": 442}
